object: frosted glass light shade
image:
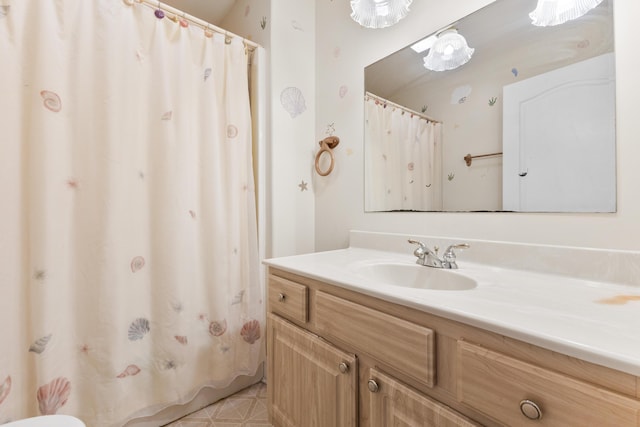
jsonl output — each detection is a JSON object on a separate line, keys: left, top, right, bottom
{"left": 529, "top": 0, "right": 604, "bottom": 27}
{"left": 350, "top": 0, "right": 413, "bottom": 29}
{"left": 423, "top": 29, "right": 474, "bottom": 72}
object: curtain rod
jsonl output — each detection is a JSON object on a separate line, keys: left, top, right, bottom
{"left": 130, "top": 0, "right": 260, "bottom": 51}
{"left": 365, "top": 92, "right": 441, "bottom": 123}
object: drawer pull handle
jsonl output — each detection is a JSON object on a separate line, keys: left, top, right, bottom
{"left": 519, "top": 399, "right": 542, "bottom": 420}
{"left": 338, "top": 362, "right": 349, "bottom": 373}
{"left": 278, "top": 293, "right": 286, "bottom": 302}
{"left": 367, "top": 379, "right": 379, "bottom": 393}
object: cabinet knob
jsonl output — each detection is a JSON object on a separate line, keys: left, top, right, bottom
{"left": 519, "top": 399, "right": 542, "bottom": 420}
{"left": 367, "top": 379, "right": 379, "bottom": 393}
{"left": 338, "top": 362, "right": 349, "bottom": 373}
{"left": 278, "top": 293, "right": 286, "bottom": 302}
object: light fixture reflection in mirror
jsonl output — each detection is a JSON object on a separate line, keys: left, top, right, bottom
{"left": 363, "top": 0, "right": 615, "bottom": 213}
{"left": 423, "top": 29, "right": 475, "bottom": 72}
{"left": 530, "top": 0, "right": 604, "bottom": 27}
{"left": 350, "top": 0, "right": 412, "bottom": 29}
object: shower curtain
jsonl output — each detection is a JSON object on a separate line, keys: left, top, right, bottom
{"left": 0, "top": 1, "right": 264, "bottom": 426}
{"left": 364, "top": 94, "right": 443, "bottom": 211}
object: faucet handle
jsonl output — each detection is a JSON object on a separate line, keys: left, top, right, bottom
{"left": 444, "top": 243, "right": 470, "bottom": 254}
{"left": 443, "top": 243, "right": 470, "bottom": 269}
{"left": 408, "top": 239, "right": 426, "bottom": 259}
{"left": 408, "top": 239, "right": 425, "bottom": 248}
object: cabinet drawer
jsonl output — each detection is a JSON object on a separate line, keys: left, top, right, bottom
{"left": 458, "top": 341, "right": 640, "bottom": 426}
{"left": 368, "top": 368, "right": 481, "bottom": 427}
{"left": 316, "top": 291, "right": 435, "bottom": 387}
{"left": 268, "top": 275, "right": 308, "bottom": 324}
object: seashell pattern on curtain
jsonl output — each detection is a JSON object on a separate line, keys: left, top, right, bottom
{"left": 0, "top": 1, "right": 264, "bottom": 425}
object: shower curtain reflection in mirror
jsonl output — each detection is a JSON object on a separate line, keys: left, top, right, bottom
{"left": 0, "top": 1, "right": 264, "bottom": 425}
{"left": 364, "top": 93, "right": 443, "bottom": 211}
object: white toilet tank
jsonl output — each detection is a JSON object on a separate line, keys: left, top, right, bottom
{"left": 3, "top": 415, "right": 86, "bottom": 427}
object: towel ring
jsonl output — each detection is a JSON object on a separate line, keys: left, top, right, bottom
{"left": 315, "top": 136, "right": 340, "bottom": 176}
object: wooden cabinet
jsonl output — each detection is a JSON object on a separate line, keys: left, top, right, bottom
{"left": 368, "top": 368, "right": 481, "bottom": 427}
{"left": 268, "top": 275, "right": 309, "bottom": 324}
{"left": 267, "top": 313, "right": 357, "bottom": 427}
{"left": 266, "top": 268, "right": 640, "bottom": 427}
{"left": 458, "top": 341, "right": 640, "bottom": 426}
{"left": 315, "top": 290, "right": 436, "bottom": 387}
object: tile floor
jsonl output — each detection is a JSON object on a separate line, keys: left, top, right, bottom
{"left": 165, "top": 382, "right": 272, "bottom": 427}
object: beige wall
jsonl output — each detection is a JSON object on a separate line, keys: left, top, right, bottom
{"left": 314, "top": 0, "right": 640, "bottom": 252}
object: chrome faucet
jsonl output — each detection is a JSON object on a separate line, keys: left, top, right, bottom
{"left": 408, "top": 239, "right": 469, "bottom": 269}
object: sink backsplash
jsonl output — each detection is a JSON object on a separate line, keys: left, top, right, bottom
{"left": 349, "top": 231, "right": 640, "bottom": 288}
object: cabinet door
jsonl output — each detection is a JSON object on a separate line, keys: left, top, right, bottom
{"left": 368, "top": 368, "right": 481, "bottom": 427}
{"left": 267, "top": 313, "right": 357, "bottom": 427}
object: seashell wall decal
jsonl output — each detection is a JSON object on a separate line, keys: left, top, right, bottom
{"left": 37, "top": 377, "right": 71, "bottom": 415}
{"left": 40, "top": 90, "right": 62, "bottom": 112}
{"left": 116, "top": 364, "right": 141, "bottom": 378}
{"left": 174, "top": 335, "right": 188, "bottom": 345}
{"left": 130, "top": 256, "right": 145, "bottom": 273}
{"left": 128, "top": 318, "right": 150, "bottom": 341}
{"left": 161, "top": 111, "right": 172, "bottom": 121}
{"left": 280, "top": 87, "right": 306, "bottom": 118}
{"left": 29, "top": 334, "right": 52, "bottom": 354}
{"left": 450, "top": 85, "right": 472, "bottom": 105}
{"left": 240, "top": 320, "right": 260, "bottom": 344}
{"left": 209, "top": 319, "right": 227, "bottom": 337}
{"left": 0, "top": 376, "right": 11, "bottom": 406}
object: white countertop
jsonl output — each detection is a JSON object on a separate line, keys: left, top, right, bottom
{"left": 264, "top": 247, "right": 640, "bottom": 376}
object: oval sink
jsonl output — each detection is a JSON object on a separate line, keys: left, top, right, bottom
{"left": 355, "top": 262, "right": 477, "bottom": 291}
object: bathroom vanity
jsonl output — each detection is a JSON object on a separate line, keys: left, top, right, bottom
{"left": 264, "top": 232, "right": 640, "bottom": 426}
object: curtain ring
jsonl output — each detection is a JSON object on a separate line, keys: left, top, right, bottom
{"left": 315, "top": 136, "right": 340, "bottom": 176}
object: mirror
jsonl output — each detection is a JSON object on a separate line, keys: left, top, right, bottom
{"left": 364, "top": 0, "right": 615, "bottom": 212}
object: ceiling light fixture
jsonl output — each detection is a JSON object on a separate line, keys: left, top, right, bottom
{"left": 529, "top": 0, "right": 603, "bottom": 27}
{"left": 350, "top": 0, "right": 413, "bottom": 29}
{"left": 423, "top": 29, "right": 474, "bottom": 72}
